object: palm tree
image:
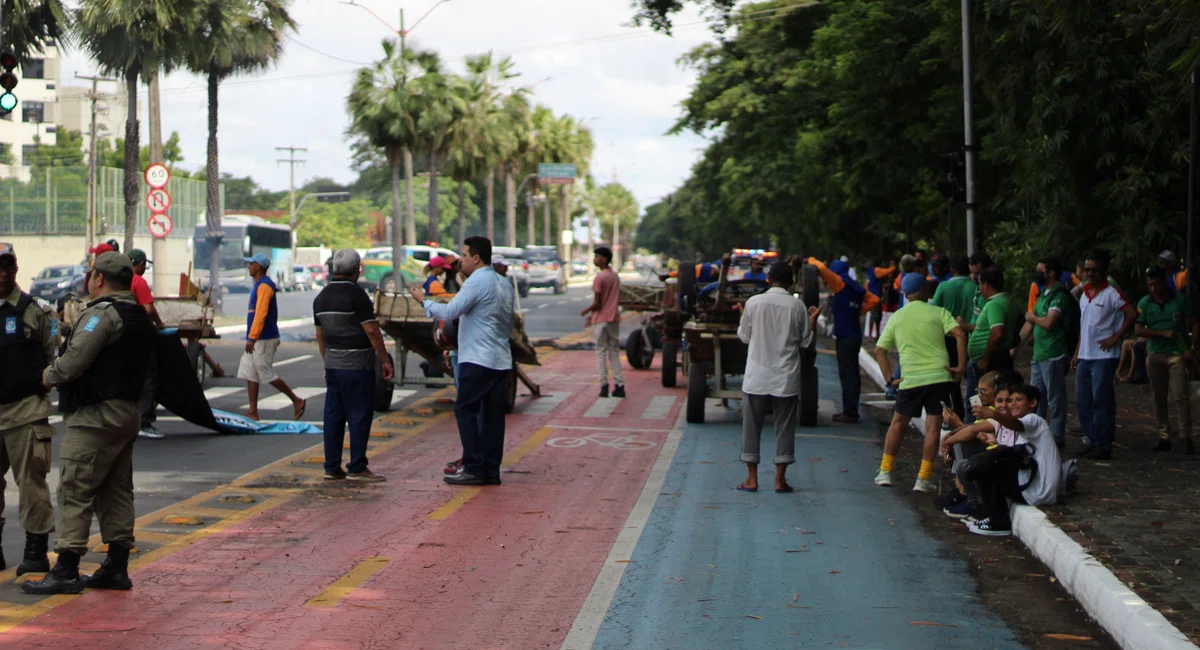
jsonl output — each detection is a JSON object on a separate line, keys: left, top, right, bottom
{"left": 185, "top": 0, "right": 294, "bottom": 308}
{"left": 2, "top": 0, "right": 71, "bottom": 62}
{"left": 498, "top": 93, "right": 534, "bottom": 247}
{"left": 593, "top": 182, "right": 639, "bottom": 270}
{"left": 347, "top": 41, "right": 436, "bottom": 290}
{"left": 410, "top": 53, "right": 466, "bottom": 245}
{"left": 447, "top": 55, "right": 509, "bottom": 245}
{"left": 464, "top": 53, "right": 521, "bottom": 245}
{"left": 78, "top": 0, "right": 199, "bottom": 252}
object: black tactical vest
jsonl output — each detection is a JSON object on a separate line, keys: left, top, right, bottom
{"left": 0, "top": 292, "right": 48, "bottom": 405}
{"left": 58, "top": 297, "right": 154, "bottom": 413}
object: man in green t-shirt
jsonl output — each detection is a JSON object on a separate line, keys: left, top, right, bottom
{"left": 1012, "top": 256, "right": 1071, "bottom": 447}
{"left": 930, "top": 256, "right": 976, "bottom": 417}
{"left": 968, "top": 251, "right": 995, "bottom": 323}
{"left": 1136, "top": 266, "right": 1199, "bottom": 453}
{"left": 873, "top": 273, "right": 967, "bottom": 494}
{"left": 959, "top": 266, "right": 1014, "bottom": 421}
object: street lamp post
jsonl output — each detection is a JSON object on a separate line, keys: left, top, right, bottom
{"left": 961, "top": 0, "right": 979, "bottom": 256}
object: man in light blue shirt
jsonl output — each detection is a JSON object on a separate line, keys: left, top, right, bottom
{"left": 410, "top": 236, "right": 514, "bottom": 486}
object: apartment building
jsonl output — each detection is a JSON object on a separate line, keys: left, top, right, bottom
{"left": 0, "top": 44, "right": 60, "bottom": 182}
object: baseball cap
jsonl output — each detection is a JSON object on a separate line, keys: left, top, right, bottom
{"left": 243, "top": 253, "right": 271, "bottom": 269}
{"left": 932, "top": 253, "right": 950, "bottom": 265}
{"left": 901, "top": 272, "right": 927, "bottom": 295}
{"left": 1159, "top": 250, "right": 1178, "bottom": 264}
{"left": 90, "top": 243, "right": 115, "bottom": 256}
{"left": 429, "top": 255, "right": 450, "bottom": 270}
{"left": 0, "top": 242, "right": 13, "bottom": 260}
{"left": 128, "top": 248, "right": 152, "bottom": 265}
{"left": 92, "top": 251, "right": 134, "bottom": 276}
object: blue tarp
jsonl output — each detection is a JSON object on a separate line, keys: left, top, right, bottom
{"left": 211, "top": 409, "right": 322, "bottom": 435}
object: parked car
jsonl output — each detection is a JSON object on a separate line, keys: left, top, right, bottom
{"left": 523, "top": 245, "right": 567, "bottom": 294}
{"left": 493, "top": 246, "right": 531, "bottom": 298}
{"left": 29, "top": 264, "right": 87, "bottom": 304}
{"left": 361, "top": 244, "right": 458, "bottom": 291}
{"left": 290, "top": 265, "right": 316, "bottom": 291}
{"left": 308, "top": 264, "right": 328, "bottom": 287}
{"left": 572, "top": 261, "right": 589, "bottom": 276}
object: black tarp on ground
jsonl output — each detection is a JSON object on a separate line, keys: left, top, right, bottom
{"left": 153, "top": 333, "right": 223, "bottom": 433}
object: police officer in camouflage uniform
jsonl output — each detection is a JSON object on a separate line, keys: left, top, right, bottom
{"left": 23, "top": 252, "right": 154, "bottom": 595}
{"left": 0, "top": 242, "right": 59, "bottom": 576}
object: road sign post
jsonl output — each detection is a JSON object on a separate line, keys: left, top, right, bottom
{"left": 145, "top": 164, "right": 172, "bottom": 295}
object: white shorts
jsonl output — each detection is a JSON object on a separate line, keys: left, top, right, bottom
{"left": 237, "top": 338, "right": 281, "bottom": 384}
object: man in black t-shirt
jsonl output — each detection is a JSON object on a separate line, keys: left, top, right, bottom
{"left": 313, "top": 249, "right": 394, "bottom": 482}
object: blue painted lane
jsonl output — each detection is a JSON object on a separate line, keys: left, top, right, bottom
{"left": 592, "top": 356, "right": 1026, "bottom": 650}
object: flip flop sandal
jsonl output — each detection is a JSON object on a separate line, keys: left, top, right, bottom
{"left": 775, "top": 485, "right": 795, "bottom": 494}
{"left": 294, "top": 399, "right": 307, "bottom": 421}
{"left": 735, "top": 483, "right": 758, "bottom": 493}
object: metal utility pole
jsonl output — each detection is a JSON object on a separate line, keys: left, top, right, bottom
{"left": 961, "top": 0, "right": 979, "bottom": 255}
{"left": 526, "top": 191, "right": 536, "bottom": 245}
{"left": 542, "top": 188, "right": 552, "bottom": 246}
{"left": 1188, "top": 67, "right": 1197, "bottom": 306}
{"left": 147, "top": 69, "right": 171, "bottom": 295}
{"left": 276, "top": 145, "right": 307, "bottom": 267}
{"left": 76, "top": 73, "right": 118, "bottom": 256}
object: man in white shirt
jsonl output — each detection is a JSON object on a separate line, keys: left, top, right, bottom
{"left": 1073, "top": 249, "right": 1138, "bottom": 460}
{"left": 735, "top": 263, "right": 818, "bottom": 493}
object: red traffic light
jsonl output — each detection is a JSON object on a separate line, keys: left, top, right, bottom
{"left": 0, "top": 51, "right": 16, "bottom": 70}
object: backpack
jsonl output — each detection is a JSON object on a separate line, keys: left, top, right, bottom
{"left": 1058, "top": 458, "right": 1079, "bottom": 498}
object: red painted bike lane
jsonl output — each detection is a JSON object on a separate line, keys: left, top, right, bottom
{"left": 3, "top": 350, "right": 681, "bottom": 650}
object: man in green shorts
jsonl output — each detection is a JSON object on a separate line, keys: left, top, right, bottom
{"left": 874, "top": 273, "right": 968, "bottom": 492}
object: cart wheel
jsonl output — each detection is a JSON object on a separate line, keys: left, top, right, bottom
{"left": 625, "top": 331, "right": 654, "bottom": 370}
{"left": 686, "top": 360, "right": 707, "bottom": 424}
{"left": 661, "top": 340, "right": 678, "bottom": 387}
{"left": 375, "top": 353, "right": 395, "bottom": 412}
{"left": 505, "top": 366, "right": 518, "bottom": 414}
{"left": 800, "top": 364, "right": 819, "bottom": 427}
{"left": 187, "top": 339, "right": 204, "bottom": 388}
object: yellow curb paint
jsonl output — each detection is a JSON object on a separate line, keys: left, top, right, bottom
{"left": 303, "top": 456, "right": 324, "bottom": 464}
{"left": 426, "top": 487, "right": 482, "bottom": 521}
{"left": 425, "top": 426, "right": 555, "bottom": 521}
{"left": 162, "top": 516, "right": 205, "bottom": 526}
{"left": 0, "top": 386, "right": 458, "bottom": 635}
{"left": 369, "top": 432, "right": 391, "bottom": 439}
{"left": 434, "top": 397, "right": 455, "bottom": 405}
{"left": 305, "top": 556, "right": 393, "bottom": 608}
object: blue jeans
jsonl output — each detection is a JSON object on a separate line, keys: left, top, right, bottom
{"left": 835, "top": 336, "right": 862, "bottom": 417}
{"left": 450, "top": 350, "right": 460, "bottom": 389}
{"left": 1076, "top": 358, "right": 1119, "bottom": 452}
{"left": 1031, "top": 358, "right": 1068, "bottom": 444}
{"left": 455, "top": 363, "right": 510, "bottom": 479}
{"left": 324, "top": 368, "right": 376, "bottom": 474}
{"left": 964, "top": 364, "right": 980, "bottom": 423}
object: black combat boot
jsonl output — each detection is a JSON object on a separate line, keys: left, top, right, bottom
{"left": 20, "top": 550, "right": 84, "bottom": 595}
{"left": 16, "top": 532, "right": 50, "bottom": 576}
{"left": 82, "top": 544, "right": 133, "bottom": 590}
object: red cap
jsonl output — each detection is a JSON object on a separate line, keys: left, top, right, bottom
{"left": 429, "top": 256, "right": 450, "bottom": 270}
{"left": 89, "top": 243, "right": 115, "bottom": 255}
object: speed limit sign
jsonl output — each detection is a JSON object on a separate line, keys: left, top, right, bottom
{"left": 148, "top": 213, "right": 173, "bottom": 239}
{"left": 144, "top": 163, "right": 170, "bottom": 189}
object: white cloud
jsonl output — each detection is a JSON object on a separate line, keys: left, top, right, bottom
{"left": 56, "top": 0, "right": 720, "bottom": 213}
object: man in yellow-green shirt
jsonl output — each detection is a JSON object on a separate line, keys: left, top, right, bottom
{"left": 873, "top": 273, "right": 967, "bottom": 494}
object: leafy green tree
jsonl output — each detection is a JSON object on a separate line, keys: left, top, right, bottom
{"left": 77, "top": 0, "right": 199, "bottom": 252}
{"left": 591, "top": 182, "right": 639, "bottom": 265}
{"left": 409, "top": 53, "right": 465, "bottom": 244}
{"left": 184, "top": 0, "right": 294, "bottom": 309}
{"left": 1, "top": 0, "right": 71, "bottom": 63}
{"left": 295, "top": 198, "right": 375, "bottom": 249}
{"left": 447, "top": 52, "right": 514, "bottom": 245}
{"left": 95, "top": 130, "right": 187, "bottom": 170}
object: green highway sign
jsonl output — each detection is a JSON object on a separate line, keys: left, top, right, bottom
{"left": 538, "top": 163, "right": 577, "bottom": 185}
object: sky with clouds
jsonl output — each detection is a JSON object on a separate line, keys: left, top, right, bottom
{"left": 57, "top": 0, "right": 719, "bottom": 215}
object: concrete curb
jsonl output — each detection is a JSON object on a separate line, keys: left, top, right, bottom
{"left": 856, "top": 346, "right": 1194, "bottom": 650}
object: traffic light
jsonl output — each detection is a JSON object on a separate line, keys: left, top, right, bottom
{"left": 0, "top": 51, "right": 17, "bottom": 115}
{"left": 937, "top": 151, "right": 966, "bottom": 202}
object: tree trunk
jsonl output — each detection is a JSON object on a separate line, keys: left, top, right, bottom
{"left": 456, "top": 179, "right": 466, "bottom": 245}
{"left": 122, "top": 69, "right": 140, "bottom": 254}
{"left": 403, "top": 146, "right": 415, "bottom": 245}
{"left": 560, "top": 184, "right": 571, "bottom": 268}
{"left": 204, "top": 66, "right": 223, "bottom": 314}
{"left": 526, "top": 197, "right": 534, "bottom": 246}
{"left": 390, "top": 156, "right": 403, "bottom": 284}
{"left": 505, "top": 165, "right": 516, "bottom": 247}
{"left": 148, "top": 68, "right": 168, "bottom": 297}
{"left": 427, "top": 150, "right": 439, "bottom": 243}
{"left": 485, "top": 168, "right": 494, "bottom": 241}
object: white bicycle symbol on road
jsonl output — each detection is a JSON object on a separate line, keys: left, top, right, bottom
{"left": 546, "top": 434, "right": 657, "bottom": 450}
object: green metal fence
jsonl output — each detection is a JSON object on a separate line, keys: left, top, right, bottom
{"left": 0, "top": 166, "right": 224, "bottom": 237}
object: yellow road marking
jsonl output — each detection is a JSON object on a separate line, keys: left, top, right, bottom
{"left": 305, "top": 556, "right": 393, "bottom": 608}
{"left": 425, "top": 426, "right": 555, "bottom": 521}
{"left": 0, "top": 388, "right": 456, "bottom": 635}
{"left": 427, "top": 487, "right": 482, "bottom": 521}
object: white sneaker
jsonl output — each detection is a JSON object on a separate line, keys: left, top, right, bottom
{"left": 966, "top": 517, "right": 1012, "bottom": 537}
{"left": 874, "top": 470, "right": 892, "bottom": 487}
{"left": 912, "top": 478, "right": 936, "bottom": 493}
{"left": 139, "top": 427, "right": 164, "bottom": 439}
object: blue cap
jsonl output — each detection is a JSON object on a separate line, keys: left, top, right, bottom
{"left": 829, "top": 259, "right": 850, "bottom": 276}
{"left": 901, "top": 272, "right": 926, "bottom": 295}
{"left": 244, "top": 253, "right": 271, "bottom": 269}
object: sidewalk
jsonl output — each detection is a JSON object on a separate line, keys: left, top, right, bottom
{"left": 1012, "top": 352, "right": 1200, "bottom": 646}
